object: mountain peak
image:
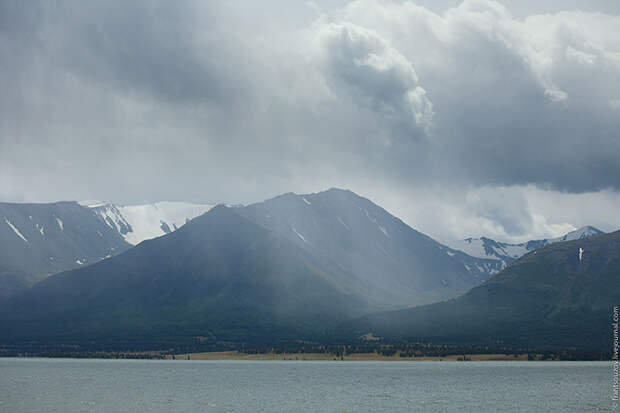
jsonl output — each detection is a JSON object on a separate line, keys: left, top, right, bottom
{"left": 259, "top": 188, "right": 362, "bottom": 208}
{"left": 559, "top": 225, "right": 604, "bottom": 241}
{"left": 323, "top": 187, "right": 355, "bottom": 195}
{"left": 209, "top": 203, "right": 233, "bottom": 213}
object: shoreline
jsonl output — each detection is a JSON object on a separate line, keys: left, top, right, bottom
{"left": 1, "top": 352, "right": 602, "bottom": 361}
{"left": 168, "top": 351, "right": 533, "bottom": 361}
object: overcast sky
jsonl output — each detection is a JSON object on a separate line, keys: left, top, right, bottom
{"left": 1, "top": 0, "right": 619, "bottom": 243}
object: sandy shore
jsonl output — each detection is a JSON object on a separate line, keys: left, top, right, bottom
{"left": 168, "top": 351, "right": 530, "bottom": 361}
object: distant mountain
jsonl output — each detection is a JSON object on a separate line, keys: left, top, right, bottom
{"left": 1, "top": 205, "right": 369, "bottom": 346}
{"left": 345, "top": 229, "right": 618, "bottom": 350}
{"left": 0, "top": 201, "right": 130, "bottom": 298}
{"left": 448, "top": 226, "right": 604, "bottom": 273}
{"left": 1, "top": 189, "right": 502, "bottom": 349}
{"left": 239, "top": 189, "right": 502, "bottom": 309}
{"left": 0, "top": 200, "right": 210, "bottom": 298}
{"left": 84, "top": 201, "right": 213, "bottom": 245}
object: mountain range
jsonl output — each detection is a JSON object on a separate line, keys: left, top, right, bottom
{"left": 0, "top": 201, "right": 211, "bottom": 297}
{"left": 2, "top": 192, "right": 601, "bottom": 301}
{"left": 0, "top": 201, "right": 130, "bottom": 298}
{"left": 0, "top": 188, "right": 613, "bottom": 352}
{"left": 345, "top": 229, "right": 619, "bottom": 350}
{"left": 0, "top": 189, "right": 521, "bottom": 347}
{"left": 447, "top": 226, "right": 605, "bottom": 272}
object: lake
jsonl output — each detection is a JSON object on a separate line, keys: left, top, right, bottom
{"left": 0, "top": 358, "right": 610, "bottom": 412}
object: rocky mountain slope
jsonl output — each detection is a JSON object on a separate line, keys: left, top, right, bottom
{"left": 0, "top": 201, "right": 130, "bottom": 298}
{"left": 447, "top": 226, "right": 604, "bottom": 273}
{"left": 0, "top": 200, "right": 212, "bottom": 297}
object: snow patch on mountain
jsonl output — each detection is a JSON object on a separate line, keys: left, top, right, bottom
{"left": 292, "top": 227, "right": 308, "bottom": 243}
{"left": 447, "top": 226, "right": 604, "bottom": 270}
{"left": 454, "top": 238, "right": 529, "bottom": 260}
{"left": 362, "top": 208, "right": 389, "bottom": 238}
{"left": 4, "top": 218, "right": 28, "bottom": 243}
{"left": 89, "top": 202, "right": 213, "bottom": 245}
{"left": 78, "top": 200, "right": 106, "bottom": 208}
{"left": 551, "top": 226, "right": 603, "bottom": 243}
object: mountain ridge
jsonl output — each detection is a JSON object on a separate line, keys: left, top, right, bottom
{"left": 343, "top": 228, "right": 619, "bottom": 350}
{"left": 447, "top": 225, "right": 605, "bottom": 272}
{"left": 87, "top": 201, "right": 213, "bottom": 245}
{"left": 0, "top": 200, "right": 213, "bottom": 297}
{"left": 1, "top": 204, "right": 369, "bottom": 346}
{"left": 0, "top": 201, "right": 131, "bottom": 298}
{"left": 0, "top": 189, "right": 509, "bottom": 348}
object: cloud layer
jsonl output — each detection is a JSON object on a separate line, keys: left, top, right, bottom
{"left": 1, "top": 0, "right": 618, "bottom": 241}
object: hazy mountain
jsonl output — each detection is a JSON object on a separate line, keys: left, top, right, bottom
{"left": 84, "top": 201, "right": 213, "bottom": 245}
{"left": 2, "top": 191, "right": 499, "bottom": 304}
{"left": 1, "top": 189, "right": 503, "bottom": 348}
{"left": 345, "top": 229, "right": 618, "bottom": 350}
{"left": 447, "top": 226, "right": 604, "bottom": 273}
{"left": 0, "top": 201, "right": 130, "bottom": 298}
{"left": 1, "top": 205, "right": 368, "bottom": 346}
{"left": 0, "top": 200, "right": 209, "bottom": 298}
{"left": 239, "top": 189, "right": 502, "bottom": 309}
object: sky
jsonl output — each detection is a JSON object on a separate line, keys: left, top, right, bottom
{"left": 1, "top": 0, "right": 619, "bottom": 244}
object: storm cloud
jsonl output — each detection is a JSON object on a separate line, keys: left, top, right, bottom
{"left": 1, "top": 0, "right": 618, "bottom": 242}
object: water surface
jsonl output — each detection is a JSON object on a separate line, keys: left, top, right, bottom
{"left": 0, "top": 358, "right": 610, "bottom": 412}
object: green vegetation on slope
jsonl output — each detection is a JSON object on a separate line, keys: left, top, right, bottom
{"left": 343, "top": 230, "right": 620, "bottom": 351}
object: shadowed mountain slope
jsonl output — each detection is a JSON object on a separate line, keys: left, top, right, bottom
{"left": 0, "top": 201, "right": 130, "bottom": 298}
{"left": 344, "top": 230, "right": 620, "bottom": 350}
{"left": 2, "top": 205, "right": 367, "bottom": 346}
{"left": 3, "top": 189, "right": 569, "bottom": 350}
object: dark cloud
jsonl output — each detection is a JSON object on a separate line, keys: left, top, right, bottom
{"left": 317, "top": 22, "right": 433, "bottom": 140}
{"left": 340, "top": 0, "right": 620, "bottom": 192}
{"left": 0, "top": 0, "right": 618, "bottom": 240}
